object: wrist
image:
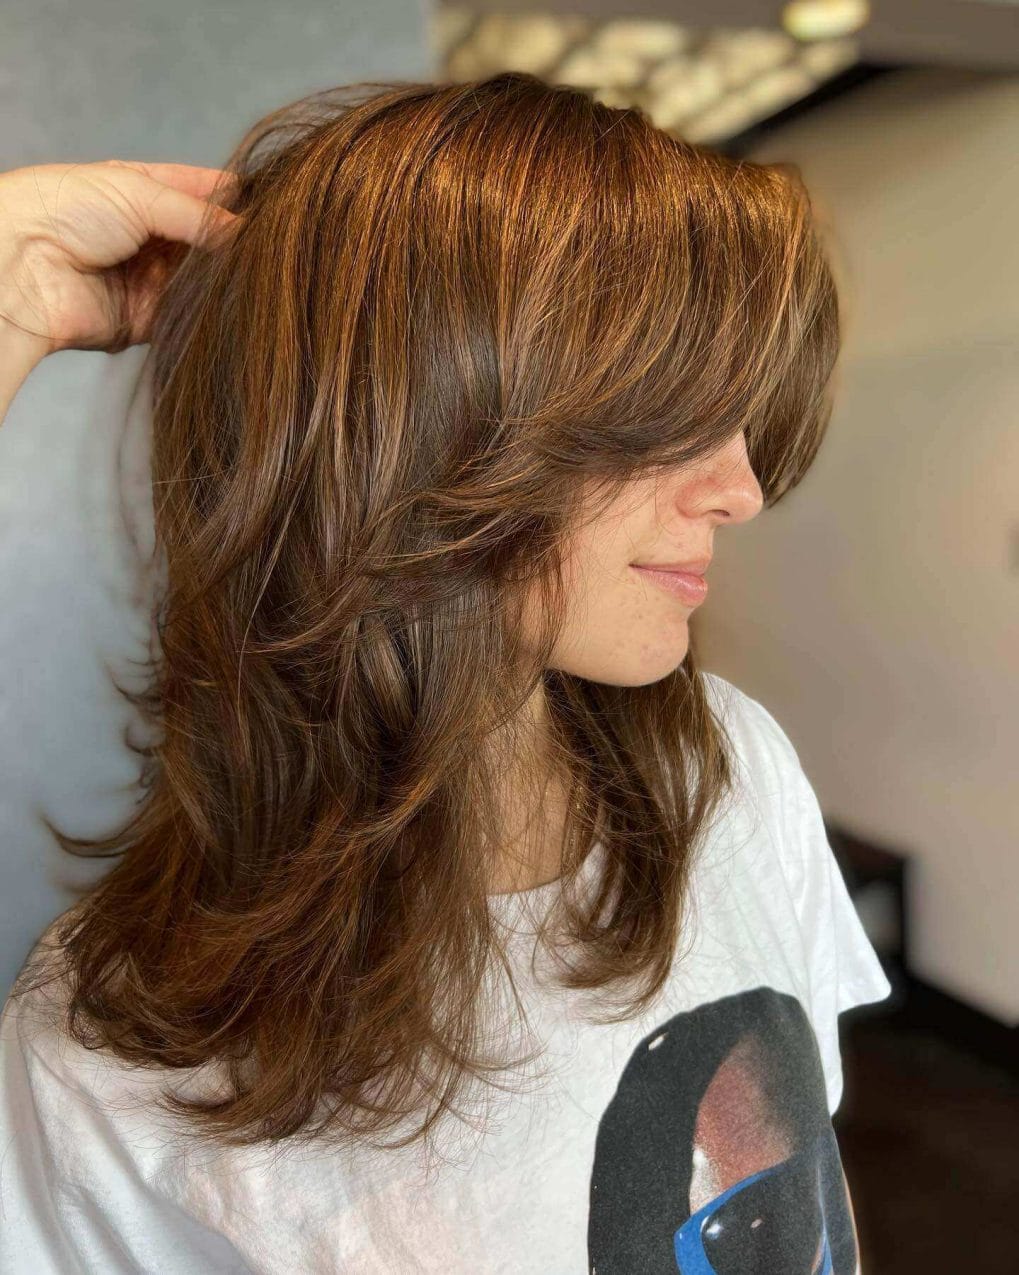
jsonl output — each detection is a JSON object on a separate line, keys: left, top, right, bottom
{"left": 0, "top": 302, "right": 51, "bottom": 427}
{"left": 0, "top": 307, "right": 51, "bottom": 370}
{"left": 0, "top": 236, "right": 57, "bottom": 363}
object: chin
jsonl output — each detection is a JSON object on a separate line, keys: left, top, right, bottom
{"left": 556, "top": 626, "right": 690, "bottom": 687}
{"left": 593, "top": 650, "right": 690, "bottom": 689}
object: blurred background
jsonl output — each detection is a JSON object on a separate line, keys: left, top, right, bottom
{"left": 1, "top": 2, "right": 1016, "bottom": 1269}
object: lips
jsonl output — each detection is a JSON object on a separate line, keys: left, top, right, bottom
{"left": 630, "top": 564, "right": 710, "bottom": 605}
{"left": 632, "top": 558, "right": 711, "bottom": 575}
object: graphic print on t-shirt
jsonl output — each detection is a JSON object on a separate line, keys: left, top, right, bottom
{"left": 588, "top": 986, "right": 856, "bottom": 1275}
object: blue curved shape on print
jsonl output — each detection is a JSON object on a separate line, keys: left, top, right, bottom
{"left": 672, "top": 1136, "right": 834, "bottom": 1274}
{"left": 587, "top": 986, "right": 855, "bottom": 1274}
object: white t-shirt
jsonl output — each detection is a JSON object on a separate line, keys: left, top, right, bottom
{"left": 0, "top": 672, "right": 891, "bottom": 1274}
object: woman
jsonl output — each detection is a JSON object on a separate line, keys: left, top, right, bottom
{"left": 0, "top": 72, "right": 890, "bottom": 1273}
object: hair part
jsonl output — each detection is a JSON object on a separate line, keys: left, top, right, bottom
{"left": 15, "top": 70, "right": 841, "bottom": 1155}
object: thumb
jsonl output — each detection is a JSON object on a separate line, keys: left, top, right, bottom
{"left": 113, "top": 164, "right": 243, "bottom": 250}
{"left": 142, "top": 181, "right": 242, "bottom": 249}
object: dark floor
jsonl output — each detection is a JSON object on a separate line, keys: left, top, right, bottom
{"left": 833, "top": 993, "right": 1018, "bottom": 1274}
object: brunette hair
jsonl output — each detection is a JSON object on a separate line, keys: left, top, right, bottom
{"left": 15, "top": 71, "right": 841, "bottom": 1153}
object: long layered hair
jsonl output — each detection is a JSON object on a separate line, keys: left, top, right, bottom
{"left": 15, "top": 72, "right": 841, "bottom": 1152}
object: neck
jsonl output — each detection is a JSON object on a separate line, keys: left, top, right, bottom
{"left": 486, "top": 681, "right": 570, "bottom": 896}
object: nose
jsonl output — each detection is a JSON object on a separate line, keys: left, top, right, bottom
{"left": 695, "top": 429, "right": 764, "bottom": 527}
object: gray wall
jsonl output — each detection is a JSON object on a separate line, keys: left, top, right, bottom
{"left": 0, "top": 1, "right": 432, "bottom": 993}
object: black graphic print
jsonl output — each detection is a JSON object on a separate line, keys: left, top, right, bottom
{"left": 588, "top": 987, "right": 856, "bottom": 1274}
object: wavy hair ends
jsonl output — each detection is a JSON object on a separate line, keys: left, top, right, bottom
{"left": 18, "top": 71, "right": 842, "bottom": 1153}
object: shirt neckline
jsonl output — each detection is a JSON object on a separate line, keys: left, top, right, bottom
{"left": 486, "top": 839, "right": 605, "bottom": 937}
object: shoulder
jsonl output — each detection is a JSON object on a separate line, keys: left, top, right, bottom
{"left": 3, "top": 910, "right": 77, "bottom": 1065}
{"left": 1, "top": 908, "right": 209, "bottom": 1140}
{"left": 699, "top": 670, "right": 805, "bottom": 796}
{"left": 1, "top": 909, "right": 120, "bottom": 1127}
{"left": 696, "top": 670, "right": 822, "bottom": 885}
{"left": 1, "top": 920, "right": 254, "bottom": 1273}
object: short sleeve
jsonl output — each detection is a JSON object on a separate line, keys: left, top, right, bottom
{"left": 709, "top": 677, "right": 893, "bottom": 1116}
{"left": 784, "top": 768, "right": 892, "bottom": 1115}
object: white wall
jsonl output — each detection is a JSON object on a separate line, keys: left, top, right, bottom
{"left": 697, "top": 66, "right": 1019, "bottom": 1024}
{"left": 0, "top": 1, "right": 432, "bottom": 995}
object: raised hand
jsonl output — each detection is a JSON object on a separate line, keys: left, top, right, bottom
{"left": 0, "top": 159, "right": 240, "bottom": 358}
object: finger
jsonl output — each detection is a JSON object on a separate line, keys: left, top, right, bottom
{"left": 104, "top": 160, "right": 240, "bottom": 207}
{"left": 124, "top": 162, "right": 240, "bottom": 203}
{"left": 126, "top": 172, "right": 242, "bottom": 249}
